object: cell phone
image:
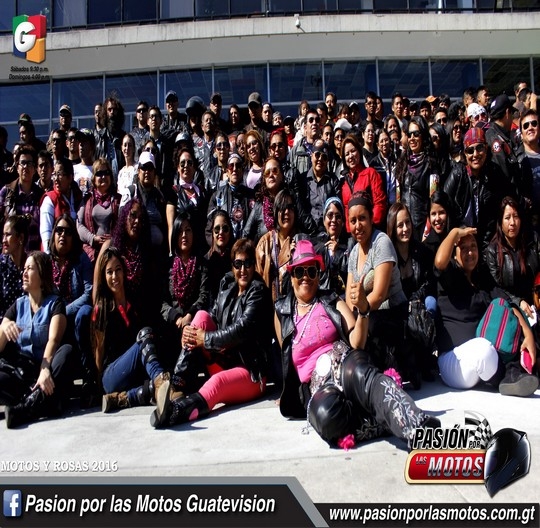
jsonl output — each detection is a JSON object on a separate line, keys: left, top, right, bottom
{"left": 520, "top": 349, "right": 534, "bottom": 375}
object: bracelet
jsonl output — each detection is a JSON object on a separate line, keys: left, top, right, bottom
{"left": 358, "top": 300, "right": 371, "bottom": 318}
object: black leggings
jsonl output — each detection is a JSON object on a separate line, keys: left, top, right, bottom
{"left": 308, "top": 349, "right": 427, "bottom": 446}
{"left": 0, "top": 343, "right": 74, "bottom": 406}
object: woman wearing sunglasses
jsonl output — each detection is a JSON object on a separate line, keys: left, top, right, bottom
{"left": 443, "top": 127, "right": 509, "bottom": 252}
{"left": 274, "top": 239, "right": 438, "bottom": 447}
{"left": 206, "top": 132, "right": 230, "bottom": 194}
{"left": 256, "top": 188, "right": 299, "bottom": 302}
{"left": 160, "top": 213, "right": 209, "bottom": 370}
{"left": 205, "top": 153, "right": 254, "bottom": 246}
{"left": 395, "top": 116, "right": 440, "bottom": 241}
{"left": 77, "top": 158, "right": 121, "bottom": 262}
{"left": 151, "top": 238, "right": 273, "bottom": 428}
{"left": 204, "top": 210, "right": 233, "bottom": 307}
{"left": 243, "top": 157, "right": 286, "bottom": 244}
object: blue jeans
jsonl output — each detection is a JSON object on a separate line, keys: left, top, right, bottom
{"left": 102, "top": 342, "right": 164, "bottom": 406}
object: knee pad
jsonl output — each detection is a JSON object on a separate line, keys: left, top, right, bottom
{"left": 137, "top": 327, "right": 158, "bottom": 365}
{"left": 308, "top": 385, "right": 352, "bottom": 446}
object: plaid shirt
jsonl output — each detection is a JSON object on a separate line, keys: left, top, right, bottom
{"left": 0, "top": 181, "right": 44, "bottom": 251}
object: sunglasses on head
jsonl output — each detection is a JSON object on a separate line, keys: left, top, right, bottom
{"left": 232, "top": 258, "right": 254, "bottom": 270}
{"left": 55, "top": 226, "right": 73, "bottom": 236}
{"left": 464, "top": 144, "right": 486, "bottom": 156}
{"left": 407, "top": 130, "right": 421, "bottom": 138}
{"left": 522, "top": 120, "right": 538, "bottom": 131}
{"left": 213, "top": 224, "right": 230, "bottom": 234}
{"left": 292, "top": 265, "right": 319, "bottom": 280}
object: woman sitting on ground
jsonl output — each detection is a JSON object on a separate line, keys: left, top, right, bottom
{"left": 435, "top": 226, "right": 538, "bottom": 397}
{"left": 92, "top": 247, "right": 169, "bottom": 413}
{"left": 274, "top": 239, "right": 439, "bottom": 447}
{"left": 0, "top": 252, "right": 74, "bottom": 428}
{"left": 150, "top": 238, "right": 274, "bottom": 428}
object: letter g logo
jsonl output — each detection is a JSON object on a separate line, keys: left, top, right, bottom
{"left": 14, "top": 21, "right": 36, "bottom": 53}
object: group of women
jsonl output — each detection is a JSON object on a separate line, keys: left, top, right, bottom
{"left": 0, "top": 100, "right": 538, "bottom": 452}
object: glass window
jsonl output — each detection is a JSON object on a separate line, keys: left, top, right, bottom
{"left": 533, "top": 58, "right": 540, "bottom": 94}
{"left": 269, "top": 62, "right": 324, "bottom": 105}
{"left": 303, "top": 0, "right": 338, "bottom": 11}
{"left": 123, "top": 2, "right": 157, "bottom": 22}
{"left": 230, "top": 0, "right": 265, "bottom": 15}
{"left": 105, "top": 72, "right": 158, "bottom": 129}
{"left": 213, "top": 65, "right": 268, "bottom": 106}
{"left": 482, "top": 58, "right": 531, "bottom": 97}
{"left": 338, "top": 0, "right": 370, "bottom": 9}
{"left": 18, "top": 0, "right": 52, "bottom": 22}
{"left": 195, "top": 0, "right": 229, "bottom": 17}
{"left": 53, "top": 0, "right": 86, "bottom": 28}
{"left": 162, "top": 69, "right": 213, "bottom": 108}
{"left": 0, "top": 1, "right": 16, "bottom": 32}
{"left": 431, "top": 59, "right": 480, "bottom": 98}
{"left": 161, "top": 0, "right": 195, "bottom": 19}
{"left": 88, "top": 0, "right": 121, "bottom": 25}
{"left": 268, "top": 0, "right": 302, "bottom": 13}
{"left": 52, "top": 77, "right": 104, "bottom": 124}
{"left": 325, "top": 61, "right": 377, "bottom": 101}
{"left": 378, "top": 60, "right": 430, "bottom": 99}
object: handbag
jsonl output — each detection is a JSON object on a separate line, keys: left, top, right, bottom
{"left": 476, "top": 298, "right": 522, "bottom": 363}
{"left": 407, "top": 299, "right": 435, "bottom": 351}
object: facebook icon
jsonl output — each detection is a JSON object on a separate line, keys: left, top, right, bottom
{"left": 3, "top": 490, "right": 22, "bottom": 517}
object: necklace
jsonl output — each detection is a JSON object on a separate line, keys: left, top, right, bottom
{"left": 293, "top": 299, "right": 318, "bottom": 345}
{"left": 297, "top": 298, "right": 316, "bottom": 308}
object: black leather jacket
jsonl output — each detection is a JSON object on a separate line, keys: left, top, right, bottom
{"left": 484, "top": 233, "right": 540, "bottom": 305}
{"left": 204, "top": 271, "right": 273, "bottom": 383}
{"left": 275, "top": 290, "right": 349, "bottom": 419}
{"left": 242, "top": 201, "right": 268, "bottom": 244}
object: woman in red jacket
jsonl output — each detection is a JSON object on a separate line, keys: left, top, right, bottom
{"left": 339, "top": 134, "right": 386, "bottom": 232}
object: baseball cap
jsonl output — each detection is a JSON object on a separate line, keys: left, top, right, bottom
{"left": 490, "top": 94, "right": 518, "bottom": 120}
{"left": 138, "top": 151, "right": 156, "bottom": 168}
{"left": 18, "top": 113, "right": 32, "bottom": 125}
{"left": 334, "top": 118, "right": 352, "bottom": 132}
{"left": 165, "top": 90, "right": 178, "bottom": 103}
{"left": 210, "top": 92, "right": 222, "bottom": 104}
{"left": 312, "top": 143, "right": 329, "bottom": 156}
{"left": 59, "top": 104, "right": 72, "bottom": 116}
{"left": 248, "top": 92, "right": 262, "bottom": 108}
{"left": 283, "top": 115, "right": 295, "bottom": 124}
{"left": 75, "top": 128, "right": 95, "bottom": 144}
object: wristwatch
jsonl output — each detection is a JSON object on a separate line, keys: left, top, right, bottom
{"left": 358, "top": 300, "right": 371, "bottom": 318}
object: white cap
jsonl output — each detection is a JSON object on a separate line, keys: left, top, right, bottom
{"left": 467, "top": 103, "right": 486, "bottom": 119}
{"left": 334, "top": 118, "right": 352, "bottom": 132}
{"left": 138, "top": 151, "right": 156, "bottom": 168}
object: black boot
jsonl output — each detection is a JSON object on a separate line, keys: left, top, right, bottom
{"left": 499, "top": 362, "right": 539, "bottom": 397}
{"left": 5, "top": 389, "right": 46, "bottom": 429}
{"left": 341, "top": 350, "right": 430, "bottom": 443}
{"left": 138, "top": 327, "right": 158, "bottom": 365}
{"left": 173, "top": 347, "right": 205, "bottom": 394}
{"left": 150, "top": 390, "right": 208, "bottom": 429}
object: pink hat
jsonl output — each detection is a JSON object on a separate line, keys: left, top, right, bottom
{"left": 463, "top": 127, "right": 486, "bottom": 148}
{"left": 286, "top": 239, "right": 325, "bottom": 273}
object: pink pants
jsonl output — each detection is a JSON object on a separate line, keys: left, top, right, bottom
{"left": 190, "top": 310, "right": 266, "bottom": 411}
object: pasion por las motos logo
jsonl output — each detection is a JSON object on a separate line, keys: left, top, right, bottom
{"left": 405, "top": 411, "right": 531, "bottom": 496}
{"left": 13, "top": 14, "right": 46, "bottom": 64}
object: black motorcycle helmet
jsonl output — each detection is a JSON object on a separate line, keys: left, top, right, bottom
{"left": 484, "top": 428, "right": 530, "bottom": 497}
{"left": 185, "top": 96, "right": 206, "bottom": 117}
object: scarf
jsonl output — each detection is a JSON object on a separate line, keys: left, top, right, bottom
{"left": 262, "top": 195, "right": 275, "bottom": 232}
{"left": 52, "top": 259, "right": 73, "bottom": 304}
{"left": 407, "top": 152, "right": 426, "bottom": 177}
{"left": 171, "top": 255, "right": 198, "bottom": 310}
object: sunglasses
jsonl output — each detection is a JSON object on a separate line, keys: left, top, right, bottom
{"left": 95, "top": 169, "right": 112, "bottom": 177}
{"left": 55, "top": 226, "right": 73, "bottom": 236}
{"left": 430, "top": 135, "right": 439, "bottom": 142}
{"left": 213, "top": 225, "right": 230, "bottom": 234}
{"left": 522, "top": 120, "right": 538, "bottom": 131}
{"left": 228, "top": 162, "right": 243, "bottom": 170}
{"left": 334, "top": 135, "right": 344, "bottom": 141}
{"left": 292, "top": 265, "right": 319, "bottom": 280}
{"left": 326, "top": 212, "right": 342, "bottom": 221}
{"left": 314, "top": 151, "right": 328, "bottom": 161}
{"left": 270, "top": 142, "right": 285, "bottom": 150}
{"left": 464, "top": 144, "right": 486, "bottom": 156}
{"left": 308, "top": 116, "right": 321, "bottom": 124}
{"left": 407, "top": 130, "right": 422, "bottom": 138}
{"left": 216, "top": 142, "right": 229, "bottom": 150}
{"left": 144, "top": 147, "right": 158, "bottom": 153}
{"left": 67, "top": 135, "right": 77, "bottom": 141}
{"left": 453, "top": 125, "right": 463, "bottom": 132}
{"left": 19, "top": 160, "right": 34, "bottom": 167}
{"left": 232, "top": 258, "right": 254, "bottom": 270}
{"left": 264, "top": 166, "right": 281, "bottom": 177}
{"left": 136, "top": 108, "right": 148, "bottom": 113}
{"left": 436, "top": 117, "right": 448, "bottom": 124}
{"left": 180, "top": 159, "right": 194, "bottom": 168}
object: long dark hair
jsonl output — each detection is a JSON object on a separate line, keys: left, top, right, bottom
{"left": 386, "top": 202, "right": 412, "bottom": 247}
{"left": 493, "top": 196, "right": 527, "bottom": 277}
{"left": 111, "top": 198, "right": 151, "bottom": 254}
{"left": 171, "top": 212, "right": 195, "bottom": 257}
{"left": 48, "top": 213, "right": 83, "bottom": 260}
